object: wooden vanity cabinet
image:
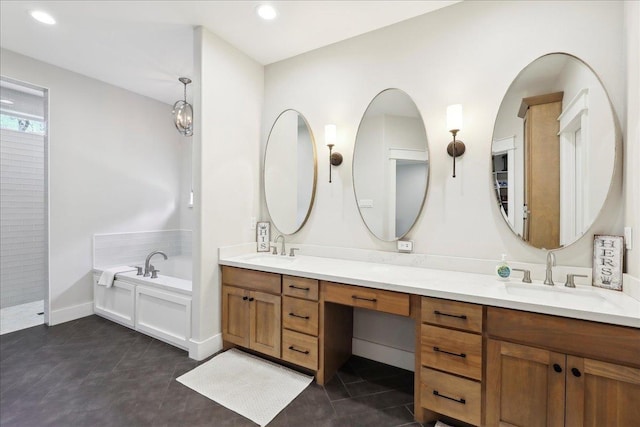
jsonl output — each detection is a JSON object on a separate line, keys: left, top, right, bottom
{"left": 221, "top": 267, "right": 282, "bottom": 358}
{"left": 486, "top": 307, "right": 640, "bottom": 427}
{"left": 281, "top": 275, "right": 320, "bottom": 370}
{"left": 418, "top": 297, "right": 484, "bottom": 426}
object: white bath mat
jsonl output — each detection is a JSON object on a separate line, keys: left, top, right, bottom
{"left": 177, "top": 348, "right": 313, "bottom": 426}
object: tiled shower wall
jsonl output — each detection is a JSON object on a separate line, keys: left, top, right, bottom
{"left": 93, "top": 229, "right": 192, "bottom": 268}
{"left": 0, "top": 129, "right": 47, "bottom": 309}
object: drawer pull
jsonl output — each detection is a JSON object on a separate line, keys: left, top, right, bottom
{"left": 288, "top": 345, "right": 310, "bottom": 355}
{"left": 352, "top": 295, "right": 377, "bottom": 302}
{"left": 288, "top": 312, "right": 310, "bottom": 320}
{"left": 433, "top": 310, "right": 467, "bottom": 320}
{"left": 433, "top": 390, "right": 466, "bottom": 405}
{"left": 433, "top": 346, "right": 466, "bottom": 358}
{"left": 289, "top": 284, "right": 310, "bottom": 291}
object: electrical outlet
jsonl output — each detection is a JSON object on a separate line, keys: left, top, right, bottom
{"left": 397, "top": 240, "right": 413, "bottom": 253}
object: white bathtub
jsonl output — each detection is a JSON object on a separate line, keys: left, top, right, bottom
{"left": 93, "top": 257, "right": 192, "bottom": 350}
{"left": 146, "top": 255, "right": 192, "bottom": 281}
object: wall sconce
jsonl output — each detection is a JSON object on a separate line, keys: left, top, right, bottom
{"left": 325, "top": 124, "right": 343, "bottom": 183}
{"left": 446, "top": 104, "right": 466, "bottom": 178}
{"left": 172, "top": 77, "right": 193, "bottom": 137}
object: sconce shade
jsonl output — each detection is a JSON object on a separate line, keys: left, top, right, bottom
{"left": 325, "top": 124, "right": 337, "bottom": 146}
{"left": 173, "top": 77, "right": 193, "bottom": 137}
{"left": 447, "top": 104, "right": 463, "bottom": 131}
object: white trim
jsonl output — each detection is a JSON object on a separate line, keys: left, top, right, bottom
{"left": 388, "top": 147, "right": 428, "bottom": 161}
{"left": 352, "top": 337, "right": 414, "bottom": 371}
{"left": 48, "top": 302, "right": 94, "bottom": 326}
{"left": 189, "top": 333, "right": 223, "bottom": 361}
{"left": 558, "top": 88, "right": 590, "bottom": 245}
{"left": 491, "top": 135, "right": 516, "bottom": 153}
{"left": 558, "top": 88, "right": 589, "bottom": 130}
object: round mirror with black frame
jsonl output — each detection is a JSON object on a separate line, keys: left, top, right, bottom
{"left": 491, "top": 53, "right": 619, "bottom": 250}
{"left": 353, "top": 89, "right": 430, "bottom": 242}
{"left": 264, "top": 109, "right": 317, "bottom": 235}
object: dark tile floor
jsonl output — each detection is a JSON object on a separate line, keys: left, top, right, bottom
{"left": 1, "top": 315, "right": 423, "bottom": 426}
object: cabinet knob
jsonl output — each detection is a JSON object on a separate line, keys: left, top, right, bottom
{"left": 242, "top": 296, "right": 248, "bottom": 301}
{"left": 248, "top": 297, "right": 254, "bottom": 302}
{"left": 571, "top": 367, "right": 582, "bottom": 377}
{"left": 553, "top": 363, "right": 563, "bottom": 373}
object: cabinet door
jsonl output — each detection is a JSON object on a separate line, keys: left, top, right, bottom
{"left": 249, "top": 290, "right": 281, "bottom": 358}
{"left": 222, "top": 285, "right": 250, "bottom": 347}
{"left": 486, "top": 339, "right": 565, "bottom": 427}
{"left": 566, "top": 356, "right": 640, "bottom": 427}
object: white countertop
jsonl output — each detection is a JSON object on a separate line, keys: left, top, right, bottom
{"left": 219, "top": 253, "right": 640, "bottom": 328}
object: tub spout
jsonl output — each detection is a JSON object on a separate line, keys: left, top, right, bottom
{"left": 144, "top": 250, "right": 168, "bottom": 277}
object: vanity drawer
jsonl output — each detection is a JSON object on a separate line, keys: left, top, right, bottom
{"left": 421, "top": 324, "right": 482, "bottom": 381}
{"left": 282, "top": 296, "right": 319, "bottom": 336}
{"left": 282, "top": 329, "right": 318, "bottom": 370}
{"left": 221, "top": 266, "right": 281, "bottom": 294}
{"left": 283, "top": 275, "right": 319, "bottom": 301}
{"left": 322, "top": 282, "right": 410, "bottom": 316}
{"left": 421, "top": 367, "right": 481, "bottom": 426}
{"left": 422, "top": 297, "right": 483, "bottom": 333}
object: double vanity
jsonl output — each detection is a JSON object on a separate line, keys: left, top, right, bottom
{"left": 219, "top": 252, "right": 640, "bottom": 426}
{"left": 248, "top": 49, "right": 634, "bottom": 425}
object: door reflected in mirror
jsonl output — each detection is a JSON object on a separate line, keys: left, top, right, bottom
{"left": 264, "top": 110, "right": 317, "bottom": 235}
{"left": 492, "top": 53, "right": 618, "bottom": 249}
{"left": 353, "top": 89, "right": 429, "bottom": 241}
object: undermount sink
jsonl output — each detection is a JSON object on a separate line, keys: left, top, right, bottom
{"left": 504, "top": 282, "right": 616, "bottom": 310}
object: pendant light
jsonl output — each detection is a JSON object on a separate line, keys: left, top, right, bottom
{"left": 172, "top": 77, "right": 193, "bottom": 137}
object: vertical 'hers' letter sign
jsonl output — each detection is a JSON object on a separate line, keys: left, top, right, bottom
{"left": 592, "top": 235, "right": 623, "bottom": 291}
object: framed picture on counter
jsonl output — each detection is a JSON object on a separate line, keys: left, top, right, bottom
{"left": 592, "top": 234, "right": 623, "bottom": 291}
{"left": 256, "top": 221, "right": 271, "bottom": 252}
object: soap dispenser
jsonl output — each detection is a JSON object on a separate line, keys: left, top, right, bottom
{"left": 496, "top": 254, "right": 511, "bottom": 280}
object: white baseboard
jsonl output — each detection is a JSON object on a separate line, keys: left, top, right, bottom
{"left": 188, "top": 333, "right": 223, "bottom": 361}
{"left": 48, "top": 302, "right": 94, "bottom": 326}
{"left": 352, "top": 338, "right": 414, "bottom": 372}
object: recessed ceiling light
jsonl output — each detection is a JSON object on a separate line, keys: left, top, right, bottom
{"left": 30, "top": 10, "right": 56, "bottom": 25}
{"left": 256, "top": 4, "right": 278, "bottom": 20}
{"left": 0, "top": 99, "right": 15, "bottom": 105}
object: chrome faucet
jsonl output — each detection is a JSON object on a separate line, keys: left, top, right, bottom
{"left": 144, "top": 250, "right": 168, "bottom": 277}
{"left": 544, "top": 251, "right": 555, "bottom": 286}
{"left": 274, "top": 235, "right": 286, "bottom": 256}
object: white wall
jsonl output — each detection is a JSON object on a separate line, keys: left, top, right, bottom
{"left": 264, "top": 0, "right": 626, "bottom": 268}
{"left": 625, "top": 1, "right": 640, "bottom": 278}
{"left": 0, "top": 48, "right": 185, "bottom": 324}
{"left": 263, "top": 1, "right": 629, "bottom": 363}
{"left": 191, "top": 27, "right": 263, "bottom": 358}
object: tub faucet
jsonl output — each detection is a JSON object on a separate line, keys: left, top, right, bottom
{"left": 274, "top": 234, "right": 286, "bottom": 256}
{"left": 544, "top": 251, "right": 555, "bottom": 286}
{"left": 144, "top": 250, "right": 168, "bottom": 277}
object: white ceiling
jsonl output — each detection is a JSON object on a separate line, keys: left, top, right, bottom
{"left": 0, "top": 1, "right": 459, "bottom": 105}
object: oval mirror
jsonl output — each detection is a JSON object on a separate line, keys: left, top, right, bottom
{"left": 353, "top": 89, "right": 429, "bottom": 241}
{"left": 264, "top": 110, "right": 317, "bottom": 235}
{"left": 492, "top": 53, "right": 617, "bottom": 249}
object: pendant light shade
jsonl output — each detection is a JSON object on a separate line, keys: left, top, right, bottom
{"left": 173, "top": 77, "right": 193, "bottom": 137}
